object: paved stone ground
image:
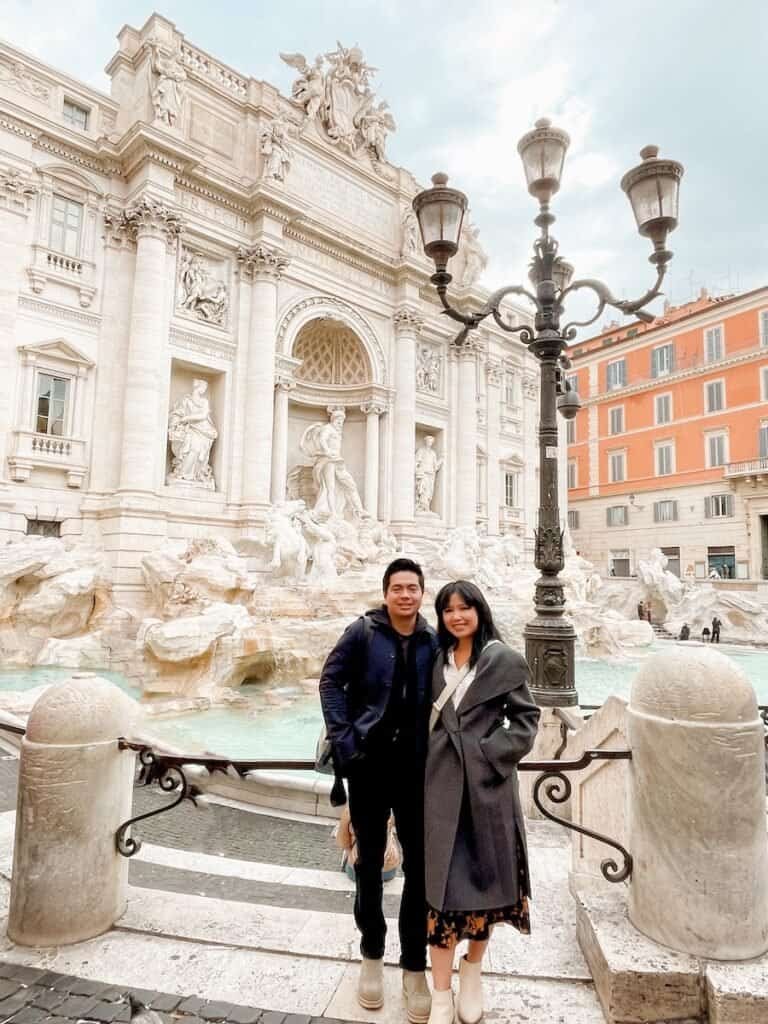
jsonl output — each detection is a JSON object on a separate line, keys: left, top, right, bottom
{"left": 0, "top": 961, "right": 353, "bottom": 1024}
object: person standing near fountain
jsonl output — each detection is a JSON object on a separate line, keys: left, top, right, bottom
{"left": 319, "top": 557, "right": 438, "bottom": 1023}
{"left": 424, "top": 580, "right": 540, "bottom": 1024}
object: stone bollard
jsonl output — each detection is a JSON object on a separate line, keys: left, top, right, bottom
{"left": 8, "top": 673, "right": 138, "bottom": 946}
{"left": 627, "top": 648, "right": 768, "bottom": 959}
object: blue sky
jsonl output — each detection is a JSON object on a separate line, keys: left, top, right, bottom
{"left": 4, "top": 1, "right": 767, "bottom": 329}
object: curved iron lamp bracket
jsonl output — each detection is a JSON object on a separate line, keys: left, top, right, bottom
{"left": 560, "top": 265, "right": 667, "bottom": 336}
{"left": 520, "top": 749, "right": 633, "bottom": 883}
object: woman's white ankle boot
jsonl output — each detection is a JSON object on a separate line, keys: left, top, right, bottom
{"left": 427, "top": 987, "right": 454, "bottom": 1024}
{"left": 457, "top": 956, "right": 483, "bottom": 1024}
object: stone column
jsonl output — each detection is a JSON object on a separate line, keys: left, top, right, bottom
{"left": 486, "top": 360, "right": 503, "bottom": 535}
{"left": 627, "top": 647, "right": 768, "bottom": 959}
{"left": 270, "top": 377, "right": 295, "bottom": 504}
{"left": 117, "top": 197, "right": 182, "bottom": 495}
{"left": 361, "top": 401, "right": 386, "bottom": 518}
{"left": 0, "top": 173, "right": 38, "bottom": 481}
{"left": 238, "top": 245, "right": 290, "bottom": 510}
{"left": 455, "top": 343, "right": 478, "bottom": 528}
{"left": 390, "top": 308, "right": 422, "bottom": 527}
{"left": 8, "top": 674, "right": 138, "bottom": 946}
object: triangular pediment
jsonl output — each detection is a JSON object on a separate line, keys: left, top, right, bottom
{"left": 18, "top": 338, "right": 94, "bottom": 368}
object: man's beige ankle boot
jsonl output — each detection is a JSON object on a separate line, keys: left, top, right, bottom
{"left": 402, "top": 970, "right": 431, "bottom": 1023}
{"left": 357, "top": 957, "right": 384, "bottom": 1009}
{"left": 457, "top": 955, "right": 483, "bottom": 1023}
{"left": 427, "top": 988, "right": 454, "bottom": 1024}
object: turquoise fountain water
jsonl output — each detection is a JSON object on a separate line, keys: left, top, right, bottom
{"left": 1, "top": 642, "right": 766, "bottom": 758}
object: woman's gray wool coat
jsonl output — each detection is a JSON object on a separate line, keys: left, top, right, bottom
{"left": 424, "top": 643, "right": 541, "bottom": 913}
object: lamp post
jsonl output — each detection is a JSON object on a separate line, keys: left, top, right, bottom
{"left": 413, "top": 120, "right": 683, "bottom": 707}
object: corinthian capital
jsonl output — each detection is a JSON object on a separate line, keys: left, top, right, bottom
{"left": 237, "top": 243, "right": 290, "bottom": 280}
{"left": 393, "top": 306, "right": 424, "bottom": 337}
{"left": 122, "top": 195, "right": 184, "bottom": 241}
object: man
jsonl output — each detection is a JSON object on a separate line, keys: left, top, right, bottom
{"left": 711, "top": 615, "right": 722, "bottom": 643}
{"left": 319, "top": 558, "right": 437, "bottom": 1022}
{"left": 678, "top": 623, "right": 691, "bottom": 641}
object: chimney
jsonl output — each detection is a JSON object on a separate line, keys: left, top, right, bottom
{"left": 699, "top": 287, "right": 709, "bottom": 300}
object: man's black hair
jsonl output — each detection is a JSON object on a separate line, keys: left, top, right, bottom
{"left": 382, "top": 557, "right": 425, "bottom": 594}
{"left": 435, "top": 579, "right": 502, "bottom": 668}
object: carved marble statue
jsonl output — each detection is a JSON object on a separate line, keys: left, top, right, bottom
{"left": 261, "top": 117, "right": 293, "bottom": 181}
{"left": 150, "top": 42, "right": 187, "bottom": 129}
{"left": 265, "top": 501, "right": 308, "bottom": 581}
{"left": 297, "top": 508, "right": 338, "bottom": 582}
{"left": 178, "top": 250, "right": 228, "bottom": 325}
{"left": 414, "top": 436, "right": 443, "bottom": 513}
{"left": 401, "top": 208, "right": 419, "bottom": 256}
{"left": 416, "top": 345, "right": 441, "bottom": 394}
{"left": 280, "top": 42, "right": 394, "bottom": 164}
{"left": 460, "top": 222, "right": 488, "bottom": 287}
{"left": 299, "top": 408, "right": 364, "bottom": 521}
{"left": 167, "top": 379, "right": 217, "bottom": 489}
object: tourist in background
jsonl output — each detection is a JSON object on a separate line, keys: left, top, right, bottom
{"left": 424, "top": 580, "right": 540, "bottom": 1024}
{"left": 702, "top": 626, "right": 711, "bottom": 643}
{"left": 319, "top": 558, "right": 438, "bottom": 1022}
{"left": 678, "top": 623, "right": 691, "bottom": 641}
{"left": 711, "top": 616, "right": 722, "bottom": 643}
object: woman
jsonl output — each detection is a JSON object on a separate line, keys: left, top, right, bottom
{"left": 425, "top": 581, "right": 540, "bottom": 1024}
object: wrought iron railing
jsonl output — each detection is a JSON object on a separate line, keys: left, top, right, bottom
{"left": 116, "top": 739, "right": 634, "bottom": 884}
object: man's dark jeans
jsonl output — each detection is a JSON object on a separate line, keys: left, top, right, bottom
{"left": 347, "top": 754, "right": 426, "bottom": 972}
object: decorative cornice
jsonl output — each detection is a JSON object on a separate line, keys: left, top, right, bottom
{"left": 393, "top": 306, "right": 424, "bottom": 336}
{"left": 0, "top": 165, "right": 38, "bottom": 217}
{"left": 236, "top": 243, "right": 290, "bottom": 279}
{"left": 169, "top": 326, "right": 236, "bottom": 363}
{"left": 18, "top": 294, "right": 101, "bottom": 329}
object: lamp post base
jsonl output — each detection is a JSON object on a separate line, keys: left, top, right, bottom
{"left": 524, "top": 615, "right": 578, "bottom": 707}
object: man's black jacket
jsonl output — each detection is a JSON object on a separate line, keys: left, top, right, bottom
{"left": 319, "top": 606, "right": 439, "bottom": 771}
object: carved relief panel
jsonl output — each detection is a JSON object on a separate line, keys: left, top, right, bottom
{"left": 416, "top": 342, "right": 443, "bottom": 399}
{"left": 176, "top": 245, "right": 231, "bottom": 329}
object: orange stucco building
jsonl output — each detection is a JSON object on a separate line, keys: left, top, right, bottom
{"left": 566, "top": 285, "right": 768, "bottom": 579}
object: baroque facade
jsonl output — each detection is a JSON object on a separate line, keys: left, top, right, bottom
{"left": 567, "top": 286, "right": 768, "bottom": 580}
{"left": 0, "top": 14, "right": 545, "bottom": 597}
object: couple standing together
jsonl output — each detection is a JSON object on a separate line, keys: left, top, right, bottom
{"left": 319, "top": 558, "right": 541, "bottom": 1023}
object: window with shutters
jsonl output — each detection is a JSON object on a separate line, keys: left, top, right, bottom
{"left": 762, "top": 366, "right": 768, "bottom": 402}
{"left": 704, "top": 325, "right": 724, "bottom": 363}
{"left": 567, "top": 509, "right": 579, "bottom": 530}
{"left": 761, "top": 310, "right": 768, "bottom": 348}
{"left": 653, "top": 499, "right": 678, "bottom": 522}
{"left": 706, "top": 432, "right": 728, "bottom": 468}
{"left": 651, "top": 343, "right": 675, "bottom": 378}
{"left": 706, "top": 493, "right": 734, "bottom": 518}
{"left": 567, "top": 460, "right": 577, "bottom": 489}
{"left": 655, "top": 393, "right": 672, "bottom": 425}
{"left": 504, "top": 472, "right": 520, "bottom": 507}
{"left": 759, "top": 423, "right": 768, "bottom": 459}
{"left": 566, "top": 418, "right": 576, "bottom": 444}
{"left": 655, "top": 441, "right": 675, "bottom": 476}
{"left": 610, "top": 549, "right": 630, "bottom": 577}
{"left": 609, "top": 450, "right": 626, "bottom": 483}
{"left": 705, "top": 379, "right": 725, "bottom": 413}
{"left": 606, "top": 358, "right": 626, "bottom": 391}
{"left": 606, "top": 505, "right": 628, "bottom": 526}
{"left": 608, "top": 406, "right": 624, "bottom": 435}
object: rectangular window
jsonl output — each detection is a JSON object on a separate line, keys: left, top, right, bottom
{"left": 610, "top": 549, "right": 631, "bottom": 577}
{"left": 661, "top": 546, "right": 681, "bottom": 577}
{"left": 705, "top": 494, "right": 734, "bottom": 518}
{"left": 63, "top": 99, "right": 89, "bottom": 130}
{"left": 762, "top": 366, "right": 768, "bottom": 401}
{"left": 761, "top": 310, "right": 768, "bottom": 348}
{"left": 655, "top": 393, "right": 672, "bottom": 425}
{"left": 707, "top": 433, "right": 727, "bottom": 467}
{"left": 609, "top": 451, "right": 625, "bottom": 483}
{"left": 606, "top": 358, "right": 626, "bottom": 391}
{"left": 705, "top": 379, "right": 725, "bottom": 413}
{"left": 504, "top": 472, "right": 519, "bottom": 508}
{"left": 653, "top": 499, "right": 678, "bottom": 522}
{"left": 567, "top": 509, "right": 579, "bottom": 530}
{"left": 35, "top": 373, "right": 69, "bottom": 436}
{"left": 759, "top": 423, "right": 768, "bottom": 459}
{"left": 704, "top": 325, "right": 724, "bottom": 363}
{"left": 567, "top": 460, "right": 577, "bottom": 489}
{"left": 50, "top": 195, "right": 83, "bottom": 257}
{"left": 655, "top": 442, "right": 674, "bottom": 476}
{"left": 651, "top": 343, "right": 675, "bottom": 378}
{"left": 566, "top": 418, "right": 576, "bottom": 444}
{"left": 606, "top": 505, "right": 628, "bottom": 526}
{"left": 26, "top": 518, "right": 61, "bottom": 538}
{"left": 608, "top": 406, "right": 624, "bottom": 435}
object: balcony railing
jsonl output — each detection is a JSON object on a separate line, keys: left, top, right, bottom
{"left": 27, "top": 244, "right": 96, "bottom": 308}
{"left": 724, "top": 456, "right": 768, "bottom": 479}
{"left": 8, "top": 429, "right": 87, "bottom": 487}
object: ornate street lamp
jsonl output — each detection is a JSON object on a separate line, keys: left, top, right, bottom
{"left": 413, "top": 120, "right": 683, "bottom": 707}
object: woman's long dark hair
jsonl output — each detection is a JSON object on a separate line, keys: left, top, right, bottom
{"left": 435, "top": 579, "right": 502, "bottom": 668}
